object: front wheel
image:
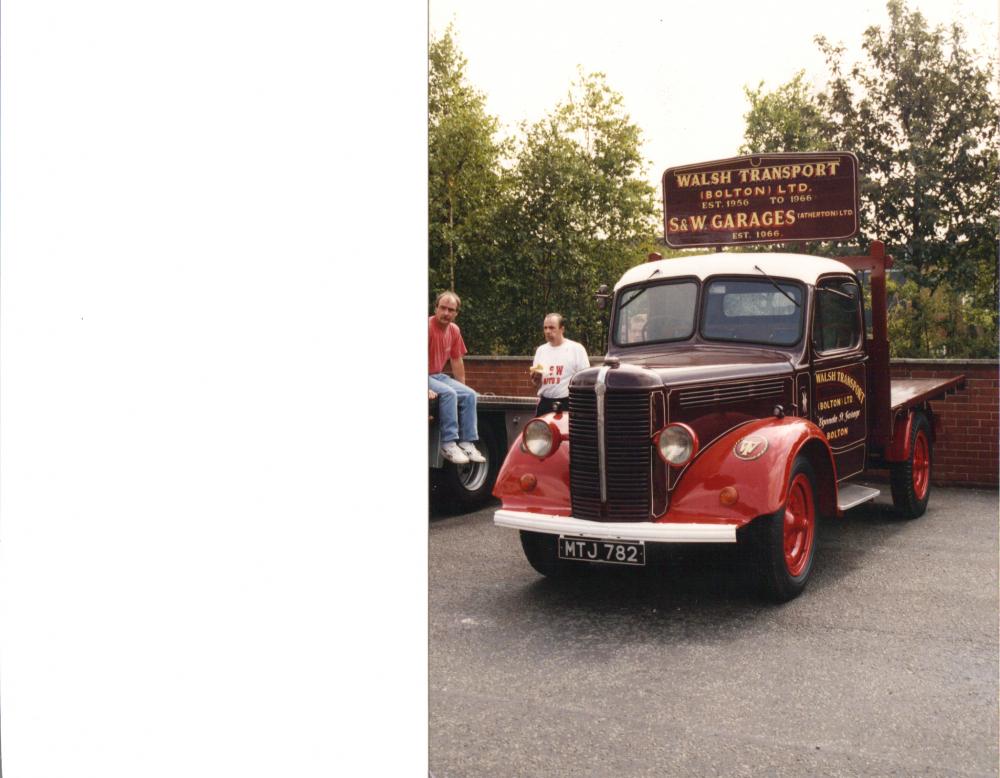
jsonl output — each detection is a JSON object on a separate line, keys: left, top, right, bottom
{"left": 740, "top": 456, "right": 818, "bottom": 602}
{"left": 889, "top": 412, "right": 932, "bottom": 519}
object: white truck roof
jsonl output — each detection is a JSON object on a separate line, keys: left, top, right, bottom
{"left": 614, "top": 252, "right": 855, "bottom": 291}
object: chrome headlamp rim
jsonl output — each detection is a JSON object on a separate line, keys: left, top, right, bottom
{"left": 523, "top": 418, "right": 561, "bottom": 458}
{"left": 654, "top": 422, "right": 698, "bottom": 467}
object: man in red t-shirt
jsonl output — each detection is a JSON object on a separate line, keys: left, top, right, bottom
{"left": 429, "top": 291, "right": 485, "bottom": 465}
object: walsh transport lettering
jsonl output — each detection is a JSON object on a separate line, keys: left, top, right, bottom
{"left": 663, "top": 152, "right": 859, "bottom": 247}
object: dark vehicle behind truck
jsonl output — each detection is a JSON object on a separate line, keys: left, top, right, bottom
{"left": 429, "top": 394, "right": 536, "bottom": 511}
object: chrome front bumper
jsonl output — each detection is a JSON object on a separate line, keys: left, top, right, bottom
{"left": 494, "top": 509, "right": 737, "bottom": 543}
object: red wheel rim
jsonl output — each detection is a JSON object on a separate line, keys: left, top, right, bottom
{"left": 912, "top": 430, "right": 930, "bottom": 500}
{"left": 783, "top": 474, "right": 815, "bottom": 577}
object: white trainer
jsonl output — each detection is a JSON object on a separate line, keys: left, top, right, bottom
{"left": 458, "top": 441, "right": 486, "bottom": 463}
{"left": 441, "top": 441, "right": 470, "bottom": 464}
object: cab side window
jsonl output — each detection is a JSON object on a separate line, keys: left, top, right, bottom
{"left": 813, "top": 278, "right": 862, "bottom": 353}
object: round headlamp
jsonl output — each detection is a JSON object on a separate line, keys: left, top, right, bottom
{"left": 655, "top": 423, "right": 698, "bottom": 467}
{"left": 523, "top": 419, "right": 561, "bottom": 458}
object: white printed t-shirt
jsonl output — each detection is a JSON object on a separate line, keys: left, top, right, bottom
{"left": 532, "top": 339, "right": 590, "bottom": 399}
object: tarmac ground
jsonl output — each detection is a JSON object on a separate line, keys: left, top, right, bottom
{"left": 430, "top": 484, "right": 999, "bottom": 777}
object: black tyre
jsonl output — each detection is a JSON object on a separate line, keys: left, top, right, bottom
{"left": 518, "top": 531, "right": 579, "bottom": 578}
{"left": 438, "top": 420, "right": 501, "bottom": 511}
{"left": 740, "top": 456, "right": 819, "bottom": 603}
{"left": 889, "top": 412, "right": 932, "bottom": 519}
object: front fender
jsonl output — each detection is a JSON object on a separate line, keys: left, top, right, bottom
{"left": 492, "top": 411, "right": 571, "bottom": 515}
{"left": 667, "top": 417, "right": 837, "bottom": 524}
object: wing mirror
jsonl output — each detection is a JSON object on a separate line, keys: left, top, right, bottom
{"left": 594, "top": 284, "right": 611, "bottom": 310}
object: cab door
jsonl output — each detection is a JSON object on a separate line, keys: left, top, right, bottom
{"left": 810, "top": 275, "right": 868, "bottom": 481}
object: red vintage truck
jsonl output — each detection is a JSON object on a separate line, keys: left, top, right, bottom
{"left": 491, "top": 153, "right": 965, "bottom": 601}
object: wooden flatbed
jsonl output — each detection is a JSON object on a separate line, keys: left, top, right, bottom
{"left": 890, "top": 376, "right": 966, "bottom": 412}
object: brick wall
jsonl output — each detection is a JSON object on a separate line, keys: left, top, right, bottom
{"left": 461, "top": 356, "right": 543, "bottom": 398}
{"left": 890, "top": 360, "right": 998, "bottom": 488}
{"left": 458, "top": 355, "right": 998, "bottom": 488}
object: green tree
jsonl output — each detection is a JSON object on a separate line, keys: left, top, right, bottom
{"left": 428, "top": 26, "right": 506, "bottom": 300}
{"left": 488, "top": 71, "right": 659, "bottom": 354}
{"left": 887, "top": 279, "right": 997, "bottom": 358}
{"left": 741, "top": 0, "right": 999, "bottom": 355}
{"left": 816, "top": 0, "right": 999, "bottom": 303}
{"left": 740, "top": 71, "right": 831, "bottom": 155}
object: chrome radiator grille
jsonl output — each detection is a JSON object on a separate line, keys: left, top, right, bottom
{"left": 568, "top": 387, "right": 651, "bottom": 521}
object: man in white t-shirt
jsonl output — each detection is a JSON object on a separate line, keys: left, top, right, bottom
{"left": 529, "top": 313, "right": 590, "bottom": 416}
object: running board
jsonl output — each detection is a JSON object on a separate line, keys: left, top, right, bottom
{"left": 837, "top": 483, "right": 880, "bottom": 511}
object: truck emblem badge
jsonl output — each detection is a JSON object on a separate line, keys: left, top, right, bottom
{"left": 734, "top": 435, "right": 768, "bottom": 460}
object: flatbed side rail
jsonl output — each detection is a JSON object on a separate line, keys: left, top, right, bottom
{"left": 476, "top": 394, "right": 538, "bottom": 410}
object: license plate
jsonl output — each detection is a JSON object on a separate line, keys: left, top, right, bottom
{"left": 557, "top": 536, "right": 645, "bottom": 566}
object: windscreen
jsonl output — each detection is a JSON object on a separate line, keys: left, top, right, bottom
{"left": 701, "top": 278, "right": 804, "bottom": 346}
{"left": 614, "top": 280, "right": 698, "bottom": 346}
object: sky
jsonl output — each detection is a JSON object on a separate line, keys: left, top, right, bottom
{"left": 430, "top": 0, "right": 998, "bottom": 191}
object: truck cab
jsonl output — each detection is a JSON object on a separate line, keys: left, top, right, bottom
{"left": 493, "top": 241, "right": 964, "bottom": 601}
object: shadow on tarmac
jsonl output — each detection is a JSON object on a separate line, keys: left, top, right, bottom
{"left": 493, "top": 495, "right": 916, "bottom": 626}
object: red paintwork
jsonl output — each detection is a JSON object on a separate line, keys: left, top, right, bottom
{"left": 495, "top": 414, "right": 837, "bottom": 527}
{"left": 884, "top": 377, "right": 962, "bottom": 461}
{"left": 912, "top": 430, "right": 930, "bottom": 500}
{"left": 662, "top": 417, "right": 836, "bottom": 526}
{"left": 492, "top": 411, "right": 572, "bottom": 515}
{"left": 492, "top": 242, "right": 963, "bottom": 532}
{"left": 885, "top": 412, "right": 914, "bottom": 462}
{"left": 784, "top": 473, "right": 816, "bottom": 576}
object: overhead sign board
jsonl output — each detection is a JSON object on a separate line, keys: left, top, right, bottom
{"left": 662, "top": 152, "right": 859, "bottom": 248}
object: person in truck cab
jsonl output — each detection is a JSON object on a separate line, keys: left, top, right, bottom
{"left": 529, "top": 313, "right": 590, "bottom": 416}
{"left": 428, "top": 291, "right": 485, "bottom": 465}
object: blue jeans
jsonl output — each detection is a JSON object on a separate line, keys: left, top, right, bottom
{"left": 429, "top": 374, "right": 478, "bottom": 444}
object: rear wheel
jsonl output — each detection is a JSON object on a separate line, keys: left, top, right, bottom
{"left": 438, "top": 420, "right": 501, "bottom": 511}
{"left": 741, "top": 456, "right": 818, "bottom": 602}
{"left": 889, "top": 412, "right": 932, "bottom": 519}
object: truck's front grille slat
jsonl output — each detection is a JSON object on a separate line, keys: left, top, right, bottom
{"left": 569, "top": 388, "right": 651, "bottom": 521}
{"left": 678, "top": 379, "right": 785, "bottom": 408}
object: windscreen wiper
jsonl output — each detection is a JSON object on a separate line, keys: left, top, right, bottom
{"left": 753, "top": 265, "right": 801, "bottom": 308}
{"left": 619, "top": 268, "right": 661, "bottom": 309}
{"left": 817, "top": 285, "right": 855, "bottom": 300}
